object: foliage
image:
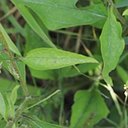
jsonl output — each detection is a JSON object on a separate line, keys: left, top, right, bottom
{"left": 0, "top": 0, "right": 128, "bottom": 128}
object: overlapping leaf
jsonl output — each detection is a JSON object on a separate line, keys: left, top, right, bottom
{"left": 70, "top": 89, "right": 109, "bottom": 128}
{"left": 22, "top": 48, "right": 98, "bottom": 70}
{"left": 100, "top": 7, "right": 125, "bottom": 85}
{"left": 12, "top": 0, "right": 56, "bottom": 48}
{"left": 0, "top": 24, "right": 21, "bottom": 56}
{"left": 12, "top": 0, "right": 107, "bottom": 30}
{"left": 26, "top": 116, "right": 62, "bottom": 128}
{"left": 0, "top": 93, "right": 6, "bottom": 120}
{"left": 115, "top": 0, "right": 128, "bottom": 7}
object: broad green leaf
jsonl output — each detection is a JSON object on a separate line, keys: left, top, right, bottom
{"left": 22, "top": 48, "right": 98, "bottom": 70}
{"left": 12, "top": 0, "right": 56, "bottom": 48}
{"left": 100, "top": 7, "right": 125, "bottom": 85}
{"left": 70, "top": 89, "right": 109, "bottom": 128}
{"left": 60, "top": 63, "right": 98, "bottom": 78}
{"left": 115, "top": 0, "right": 128, "bottom": 8}
{"left": 30, "top": 68, "right": 56, "bottom": 80}
{"left": 12, "top": 0, "right": 107, "bottom": 30}
{"left": 0, "top": 93, "right": 6, "bottom": 120}
{"left": 31, "top": 63, "right": 98, "bottom": 80}
{"left": 116, "top": 65, "right": 128, "bottom": 83}
{"left": 23, "top": 25, "right": 56, "bottom": 80}
{"left": 0, "top": 24, "right": 21, "bottom": 56}
{"left": 10, "top": 85, "right": 20, "bottom": 105}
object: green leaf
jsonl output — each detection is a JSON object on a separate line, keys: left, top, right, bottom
{"left": 60, "top": 63, "right": 98, "bottom": 78}
{"left": 31, "top": 63, "right": 98, "bottom": 80}
{"left": 16, "top": 61, "right": 26, "bottom": 85}
{"left": 26, "top": 116, "right": 62, "bottom": 128}
{"left": 0, "top": 24, "right": 21, "bottom": 56}
{"left": 10, "top": 85, "right": 20, "bottom": 105}
{"left": 24, "top": 24, "right": 50, "bottom": 54}
{"left": 6, "top": 94, "right": 15, "bottom": 119}
{"left": 123, "top": 9, "right": 128, "bottom": 16}
{"left": 115, "top": 0, "right": 128, "bottom": 8}
{"left": 0, "top": 118, "right": 6, "bottom": 128}
{"left": 0, "top": 54, "right": 20, "bottom": 80}
{"left": 12, "top": 0, "right": 107, "bottom": 30}
{"left": 12, "top": 0, "right": 56, "bottom": 48}
{"left": 12, "top": 124, "right": 16, "bottom": 128}
{"left": 30, "top": 68, "right": 56, "bottom": 80}
{"left": 22, "top": 48, "right": 98, "bottom": 70}
{"left": 0, "top": 25, "right": 25, "bottom": 81}
{"left": 0, "top": 93, "right": 6, "bottom": 120}
{"left": 100, "top": 7, "right": 125, "bottom": 85}
{"left": 70, "top": 89, "right": 109, "bottom": 128}
{"left": 0, "top": 78, "right": 41, "bottom": 96}
{"left": 23, "top": 25, "right": 56, "bottom": 80}
{"left": 116, "top": 65, "right": 128, "bottom": 83}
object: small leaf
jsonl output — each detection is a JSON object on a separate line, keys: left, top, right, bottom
{"left": 0, "top": 93, "right": 6, "bottom": 119}
{"left": 0, "top": 24, "right": 21, "bottom": 56}
{"left": 22, "top": 48, "right": 98, "bottom": 70}
{"left": 6, "top": 94, "right": 15, "bottom": 119}
{"left": 116, "top": 65, "right": 128, "bottom": 83}
{"left": 10, "top": 85, "right": 20, "bottom": 105}
{"left": 123, "top": 9, "right": 128, "bottom": 16}
{"left": 100, "top": 7, "right": 125, "bottom": 85}
{"left": 16, "top": 61, "right": 26, "bottom": 85}
{"left": 70, "top": 89, "right": 109, "bottom": 128}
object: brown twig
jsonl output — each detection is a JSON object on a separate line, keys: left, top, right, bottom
{"left": 0, "top": 7, "right": 17, "bottom": 22}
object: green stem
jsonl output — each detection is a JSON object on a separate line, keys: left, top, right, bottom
{"left": 58, "top": 78, "right": 64, "bottom": 125}
{"left": 124, "top": 96, "right": 128, "bottom": 128}
{"left": 105, "top": 118, "right": 118, "bottom": 127}
{"left": 5, "top": 96, "right": 31, "bottom": 128}
{"left": 106, "top": 0, "right": 126, "bottom": 25}
{"left": 1, "top": 33, "right": 29, "bottom": 96}
{"left": 15, "top": 96, "right": 32, "bottom": 121}
{"left": 26, "top": 90, "right": 60, "bottom": 110}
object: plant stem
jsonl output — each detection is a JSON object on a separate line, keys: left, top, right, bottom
{"left": 58, "top": 78, "right": 64, "bottom": 125}
{"left": 15, "top": 96, "right": 32, "bottom": 121}
{"left": 113, "top": 6, "right": 126, "bottom": 25}
{"left": 6, "top": 120, "right": 14, "bottom": 128}
{"left": 124, "top": 95, "right": 128, "bottom": 128}
{"left": 1, "top": 33, "right": 29, "bottom": 96}
{"left": 26, "top": 90, "right": 60, "bottom": 110}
